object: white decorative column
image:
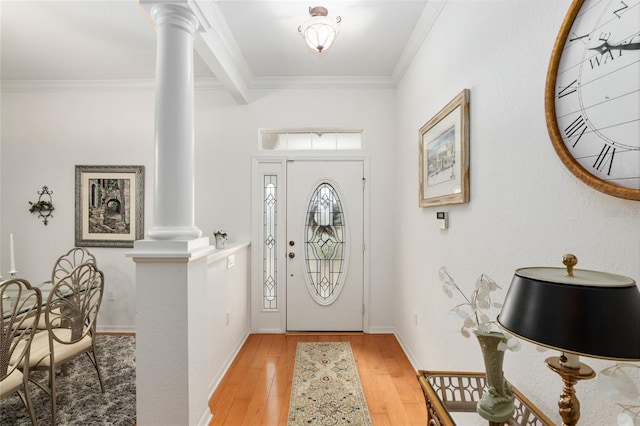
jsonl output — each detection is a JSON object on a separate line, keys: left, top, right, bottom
{"left": 129, "top": 3, "right": 211, "bottom": 426}
{"left": 148, "top": 3, "right": 202, "bottom": 241}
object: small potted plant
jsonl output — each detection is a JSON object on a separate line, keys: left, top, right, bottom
{"left": 213, "top": 230, "right": 228, "bottom": 249}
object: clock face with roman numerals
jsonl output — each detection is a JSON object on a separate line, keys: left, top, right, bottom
{"left": 545, "top": 0, "right": 640, "bottom": 200}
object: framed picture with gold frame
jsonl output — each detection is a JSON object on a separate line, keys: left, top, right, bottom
{"left": 75, "top": 165, "right": 145, "bottom": 248}
{"left": 419, "top": 89, "right": 470, "bottom": 207}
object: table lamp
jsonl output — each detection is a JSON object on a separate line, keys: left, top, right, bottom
{"left": 497, "top": 254, "right": 640, "bottom": 426}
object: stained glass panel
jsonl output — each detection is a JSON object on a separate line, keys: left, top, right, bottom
{"left": 263, "top": 175, "right": 277, "bottom": 310}
{"left": 304, "top": 182, "right": 346, "bottom": 305}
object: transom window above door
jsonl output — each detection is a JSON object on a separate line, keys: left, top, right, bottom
{"left": 260, "top": 129, "right": 363, "bottom": 151}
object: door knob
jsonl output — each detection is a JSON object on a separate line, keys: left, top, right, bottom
{"left": 288, "top": 252, "right": 295, "bottom": 259}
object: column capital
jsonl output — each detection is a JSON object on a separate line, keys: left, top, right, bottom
{"left": 149, "top": 3, "right": 199, "bottom": 35}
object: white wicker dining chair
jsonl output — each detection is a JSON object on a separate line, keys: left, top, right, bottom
{"left": 0, "top": 278, "right": 42, "bottom": 425}
{"left": 50, "top": 247, "right": 97, "bottom": 285}
{"left": 18, "top": 262, "right": 105, "bottom": 426}
{"left": 33, "top": 248, "right": 98, "bottom": 330}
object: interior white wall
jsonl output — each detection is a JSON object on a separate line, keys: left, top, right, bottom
{"left": 393, "top": 1, "right": 640, "bottom": 425}
{"left": 206, "top": 243, "right": 251, "bottom": 394}
{"left": 194, "top": 86, "right": 398, "bottom": 330}
{"left": 0, "top": 88, "right": 153, "bottom": 331}
{"left": 0, "top": 84, "right": 397, "bottom": 332}
{"left": 1, "top": 1, "right": 638, "bottom": 422}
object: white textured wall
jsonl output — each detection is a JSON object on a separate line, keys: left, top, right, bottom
{"left": 394, "top": 1, "right": 640, "bottom": 425}
{"left": 3, "top": 2, "right": 638, "bottom": 422}
{"left": 0, "top": 84, "right": 398, "bottom": 331}
{"left": 0, "top": 88, "right": 153, "bottom": 331}
{"left": 206, "top": 244, "right": 251, "bottom": 393}
{"left": 194, "top": 86, "right": 398, "bottom": 330}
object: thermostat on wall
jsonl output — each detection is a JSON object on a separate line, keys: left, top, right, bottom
{"left": 436, "top": 212, "right": 448, "bottom": 230}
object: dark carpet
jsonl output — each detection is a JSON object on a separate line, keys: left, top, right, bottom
{"left": 0, "top": 335, "right": 135, "bottom": 426}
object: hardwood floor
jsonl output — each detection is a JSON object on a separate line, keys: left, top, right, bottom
{"left": 208, "top": 333, "right": 428, "bottom": 426}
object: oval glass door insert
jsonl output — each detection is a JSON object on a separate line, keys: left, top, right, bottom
{"left": 304, "top": 182, "right": 347, "bottom": 305}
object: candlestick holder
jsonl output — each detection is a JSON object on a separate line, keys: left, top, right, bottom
{"left": 28, "top": 185, "right": 55, "bottom": 225}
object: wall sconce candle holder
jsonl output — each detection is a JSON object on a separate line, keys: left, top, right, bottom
{"left": 28, "top": 185, "right": 55, "bottom": 225}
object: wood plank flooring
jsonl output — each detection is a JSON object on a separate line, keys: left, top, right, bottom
{"left": 208, "top": 333, "right": 428, "bottom": 426}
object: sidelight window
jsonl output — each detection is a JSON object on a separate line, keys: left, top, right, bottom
{"left": 263, "top": 175, "right": 277, "bottom": 309}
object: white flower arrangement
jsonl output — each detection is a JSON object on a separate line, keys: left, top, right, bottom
{"left": 439, "top": 266, "right": 520, "bottom": 352}
{"left": 598, "top": 363, "right": 640, "bottom": 426}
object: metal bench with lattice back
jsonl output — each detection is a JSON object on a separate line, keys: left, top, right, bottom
{"left": 417, "top": 370, "right": 554, "bottom": 426}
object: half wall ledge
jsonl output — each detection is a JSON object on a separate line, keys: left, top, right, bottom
{"left": 208, "top": 242, "right": 250, "bottom": 264}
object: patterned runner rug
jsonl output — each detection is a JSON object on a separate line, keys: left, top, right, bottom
{"left": 288, "top": 342, "right": 373, "bottom": 426}
{"left": 0, "top": 335, "right": 135, "bottom": 426}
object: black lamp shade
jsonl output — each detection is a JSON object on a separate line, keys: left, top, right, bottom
{"left": 498, "top": 267, "right": 640, "bottom": 360}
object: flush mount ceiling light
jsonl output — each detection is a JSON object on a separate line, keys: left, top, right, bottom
{"left": 298, "top": 6, "right": 341, "bottom": 54}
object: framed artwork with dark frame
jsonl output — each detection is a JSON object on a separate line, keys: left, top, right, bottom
{"left": 419, "top": 89, "right": 470, "bottom": 207}
{"left": 75, "top": 165, "right": 145, "bottom": 248}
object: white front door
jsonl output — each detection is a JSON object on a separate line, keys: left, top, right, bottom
{"left": 286, "top": 160, "right": 364, "bottom": 331}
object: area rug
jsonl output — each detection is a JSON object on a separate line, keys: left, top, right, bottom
{"left": 288, "top": 342, "right": 373, "bottom": 426}
{"left": 0, "top": 335, "right": 136, "bottom": 426}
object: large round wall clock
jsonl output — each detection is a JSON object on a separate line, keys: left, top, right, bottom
{"left": 545, "top": 0, "right": 640, "bottom": 200}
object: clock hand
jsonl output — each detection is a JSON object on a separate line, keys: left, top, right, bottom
{"left": 589, "top": 40, "right": 640, "bottom": 54}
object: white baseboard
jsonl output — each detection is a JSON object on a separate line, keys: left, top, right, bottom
{"left": 198, "top": 409, "right": 213, "bottom": 426}
{"left": 97, "top": 325, "right": 136, "bottom": 334}
{"left": 392, "top": 328, "right": 421, "bottom": 371}
{"left": 207, "top": 328, "right": 251, "bottom": 396}
{"left": 253, "top": 328, "right": 285, "bottom": 333}
{"left": 367, "top": 325, "right": 396, "bottom": 334}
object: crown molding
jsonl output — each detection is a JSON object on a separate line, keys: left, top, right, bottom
{"left": 392, "top": 0, "right": 447, "bottom": 84}
{"left": 0, "top": 79, "right": 156, "bottom": 93}
{"left": 0, "top": 79, "right": 230, "bottom": 93}
{"left": 1, "top": 76, "right": 396, "bottom": 94}
{"left": 249, "top": 76, "right": 396, "bottom": 90}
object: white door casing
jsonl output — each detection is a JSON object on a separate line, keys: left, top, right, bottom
{"left": 286, "top": 160, "right": 364, "bottom": 331}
